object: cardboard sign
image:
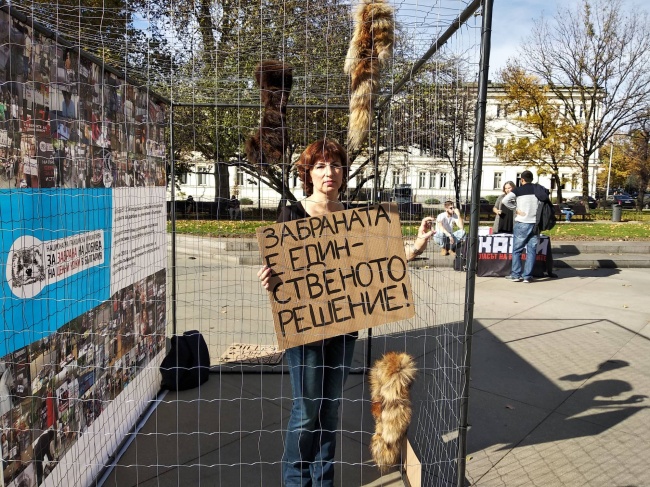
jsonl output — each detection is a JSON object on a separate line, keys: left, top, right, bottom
{"left": 256, "top": 203, "right": 415, "bottom": 349}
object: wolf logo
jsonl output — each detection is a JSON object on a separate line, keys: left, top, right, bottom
{"left": 11, "top": 246, "right": 46, "bottom": 288}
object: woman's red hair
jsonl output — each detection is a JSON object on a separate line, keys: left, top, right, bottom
{"left": 295, "top": 139, "right": 349, "bottom": 196}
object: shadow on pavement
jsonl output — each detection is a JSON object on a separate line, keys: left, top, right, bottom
{"left": 466, "top": 314, "right": 648, "bottom": 485}
{"left": 104, "top": 311, "right": 647, "bottom": 487}
{"left": 551, "top": 267, "right": 621, "bottom": 278}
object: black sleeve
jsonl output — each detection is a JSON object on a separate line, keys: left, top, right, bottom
{"left": 277, "top": 206, "right": 293, "bottom": 223}
{"left": 276, "top": 202, "right": 307, "bottom": 223}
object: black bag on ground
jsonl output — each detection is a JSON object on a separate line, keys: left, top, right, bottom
{"left": 453, "top": 240, "right": 468, "bottom": 272}
{"left": 160, "top": 330, "right": 210, "bottom": 391}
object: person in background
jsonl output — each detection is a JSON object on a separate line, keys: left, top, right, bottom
{"left": 33, "top": 428, "right": 56, "bottom": 485}
{"left": 433, "top": 200, "right": 466, "bottom": 255}
{"left": 502, "top": 170, "right": 548, "bottom": 283}
{"left": 228, "top": 195, "right": 241, "bottom": 220}
{"left": 492, "top": 181, "right": 516, "bottom": 234}
{"left": 185, "top": 195, "right": 195, "bottom": 216}
{"left": 257, "top": 139, "right": 434, "bottom": 487}
{"left": 560, "top": 199, "right": 574, "bottom": 222}
{"left": 9, "top": 94, "right": 19, "bottom": 134}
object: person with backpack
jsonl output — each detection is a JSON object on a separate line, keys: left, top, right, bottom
{"left": 501, "top": 170, "right": 550, "bottom": 283}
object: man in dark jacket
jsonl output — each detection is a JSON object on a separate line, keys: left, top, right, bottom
{"left": 228, "top": 195, "right": 241, "bottom": 220}
{"left": 502, "top": 170, "right": 548, "bottom": 283}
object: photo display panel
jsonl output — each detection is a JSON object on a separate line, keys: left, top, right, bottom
{"left": 0, "top": 9, "right": 167, "bottom": 487}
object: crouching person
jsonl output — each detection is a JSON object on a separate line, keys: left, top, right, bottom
{"left": 434, "top": 200, "right": 466, "bottom": 256}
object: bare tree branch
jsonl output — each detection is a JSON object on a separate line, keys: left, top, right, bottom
{"left": 519, "top": 0, "right": 650, "bottom": 197}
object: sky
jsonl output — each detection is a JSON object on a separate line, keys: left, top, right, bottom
{"left": 489, "top": 0, "right": 637, "bottom": 75}
{"left": 489, "top": 0, "right": 559, "bottom": 73}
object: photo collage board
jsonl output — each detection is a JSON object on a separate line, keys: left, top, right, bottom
{"left": 0, "top": 10, "right": 167, "bottom": 190}
{"left": 0, "top": 9, "right": 168, "bottom": 487}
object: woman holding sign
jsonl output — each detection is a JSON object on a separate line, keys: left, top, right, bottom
{"left": 258, "top": 139, "right": 433, "bottom": 486}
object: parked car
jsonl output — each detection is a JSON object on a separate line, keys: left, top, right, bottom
{"left": 460, "top": 198, "right": 493, "bottom": 218}
{"left": 606, "top": 194, "right": 636, "bottom": 209}
{"left": 568, "top": 195, "right": 597, "bottom": 209}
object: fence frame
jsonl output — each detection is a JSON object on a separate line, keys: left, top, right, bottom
{"left": 165, "top": 1, "right": 495, "bottom": 485}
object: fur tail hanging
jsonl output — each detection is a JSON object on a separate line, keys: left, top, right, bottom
{"left": 369, "top": 351, "right": 417, "bottom": 473}
{"left": 245, "top": 60, "right": 293, "bottom": 171}
{"left": 344, "top": 0, "right": 394, "bottom": 153}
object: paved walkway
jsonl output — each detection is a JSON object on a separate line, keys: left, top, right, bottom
{"left": 103, "top": 237, "right": 650, "bottom": 486}
{"left": 174, "top": 235, "right": 650, "bottom": 269}
{"left": 466, "top": 267, "right": 649, "bottom": 486}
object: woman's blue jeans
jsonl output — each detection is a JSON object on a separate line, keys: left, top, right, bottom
{"left": 283, "top": 334, "right": 357, "bottom": 487}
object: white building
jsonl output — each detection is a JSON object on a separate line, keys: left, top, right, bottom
{"left": 171, "top": 85, "right": 601, "bottom": 206}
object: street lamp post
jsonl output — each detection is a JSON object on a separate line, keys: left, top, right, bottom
{"left": 606, "top": 140, "right": 613, "bottom": 198}
{"left": 591, "top": 164, "right": 598, "bottom": 198}
{"left": 467, "top": 145, "right": 472, "bottom": 198}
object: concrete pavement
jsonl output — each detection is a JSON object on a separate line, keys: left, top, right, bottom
{"left": 103, "top": 236, "right": 650, "bottom": 486}
{"left": 466, "top": 267, "right": 649, "bottom": 486}
{"left": 181, "top": 235, "right": 650, "bottom": 269}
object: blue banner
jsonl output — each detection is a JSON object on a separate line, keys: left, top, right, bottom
{"left": 0, "top": 188, "right": 113, "bottom": 357}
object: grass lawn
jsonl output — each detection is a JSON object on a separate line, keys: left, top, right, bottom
{"left": 170, "top": 219, "right": 268, "bottom": 238}
{"left": 544, "top": 221, "right": 650, "bottom": 240}
{"left": 169, "top": 209, "right": 650, "bottom": 241}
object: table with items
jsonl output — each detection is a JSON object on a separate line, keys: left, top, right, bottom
{"left": 475, "top": 234, "right": 553, "bottom": 277}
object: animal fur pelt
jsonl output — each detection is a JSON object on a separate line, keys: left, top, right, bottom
{"left": 369, "top": 351, "right": 416, "bottom": 473}
{"left": 344, "top": 0, "right": 394, "bottom": 153}
{"left": 245, "top": 60, "right": 293, "bottom": 170}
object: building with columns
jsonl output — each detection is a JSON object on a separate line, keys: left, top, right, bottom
{"left": 171, "top": 85, "right": 602, "bottom": 206}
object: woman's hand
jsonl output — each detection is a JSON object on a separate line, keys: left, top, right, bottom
{"left": 257, "top": 266, "right": 273, "bottom": 291}
{"left": 407, "top": 216, "right": 435, "bottom": 260}
{"left": 416, "top": 216, "right": 435, "bottom": 243}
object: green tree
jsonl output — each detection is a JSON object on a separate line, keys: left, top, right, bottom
{"left": 495, "top": 65, "right": 581, "bottom": 202}
{"left": 153, "top": 0, "right": 352, "bottom": 209}
{"left": 614, "top": 121, "right": 650, "bottom": 208}
{"left": 519, "top": 0, "right": 650, "bottom": 199}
